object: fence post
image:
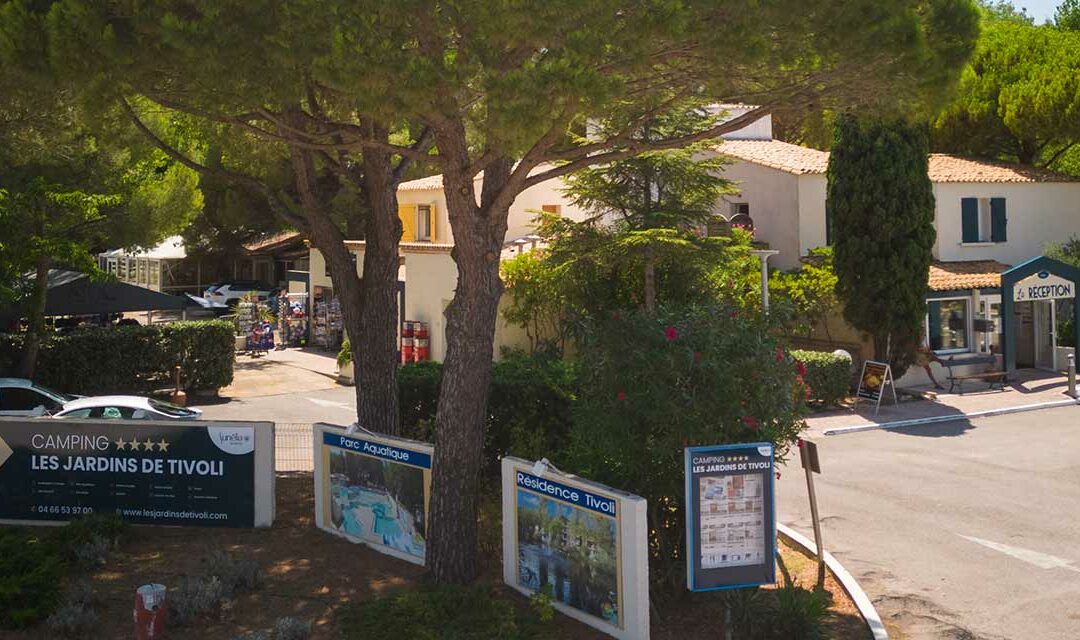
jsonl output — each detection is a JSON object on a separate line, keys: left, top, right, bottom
{"left": 1068, "top": 352, "right": 1076, "bottom": 399}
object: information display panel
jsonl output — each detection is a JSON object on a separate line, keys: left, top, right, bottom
{"left": 685, "top": 442, "right": 776, "bottom": 591}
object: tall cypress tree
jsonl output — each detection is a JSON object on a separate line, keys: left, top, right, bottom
{"left": 828, "top": 115, "right": 936, "bottom": 375}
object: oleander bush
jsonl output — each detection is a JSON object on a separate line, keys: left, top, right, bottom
{"left": 0, "top": 320, "right": 234, "bottom": 394}
{"left": 791, "top": 349, "right": 852, "bottom": 408}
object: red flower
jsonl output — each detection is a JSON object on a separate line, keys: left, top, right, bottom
{"left": 665, "top": 326, "right": 679, "bottom": 341}
{"left": 796, "top": 360, "right": 806, "bottom": 377}
{"left": 693, "top": 351, "right": 702, "bottom": 363}
{"left": 775, "top": 472, "right": 782, "bottom": 481}
{"left": 726, "top": 279, "right": 735, "bottom": 289}
{"left": 616, "top": 390, "right": 626, "bottom": 402}
{"left": 729, "top": 311, "right": 738, "bottom": 319}
{"left": 775, "top": 346, "right": 785, "bottom": 363}
{"left": 742, "top": 416, "right": 760, "bottom": 430}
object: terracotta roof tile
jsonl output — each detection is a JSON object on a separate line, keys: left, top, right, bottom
{"left": 398, "top": 174, "right": 445, "bottom": 191}
{"left": 717, "top": 140, "right": 829, "bottom": 175}
{"left": 717, "top": 140, "right": 1079, "bottom": 183}
{"left": 928, "top": 260, "right": 1010, "bottom": 291}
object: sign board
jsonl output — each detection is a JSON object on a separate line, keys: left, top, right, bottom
{"left": 799, "top": 439, "right": 820, "bottom": 474}
{"left": 0, "top": 418, "right": 274, "bottom": 527}
{"left": 502, "top": 457, "right": 649, "bottom": 640}
{"left": 1013, "top": 270, "right": 1075, "bottom": 302}
{"left": 313, "top": 423, "right": 432, "bottom": 566}
{"left": 854, "top": 360, "right": 897, "bottom": 415}
{"left": 684, "top": 443, "right": 776, "bottom": 591}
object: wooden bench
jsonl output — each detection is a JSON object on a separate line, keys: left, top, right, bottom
{"left": 940, "top": 354, "right": 1006, "bottom": 394}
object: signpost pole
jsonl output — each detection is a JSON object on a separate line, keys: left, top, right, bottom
{"left": 800, "top": 440, "right": 826, "bottom": 589}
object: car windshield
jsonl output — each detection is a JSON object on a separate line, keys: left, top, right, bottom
{"left": 148, "top": 398, "right": 199, "bottom": 417}
{"left": 32, "top": 383, "right": 74, "bottom": 404}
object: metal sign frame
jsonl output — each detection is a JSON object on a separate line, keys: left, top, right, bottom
{"left": 684, "top": 442, "right": 776, "bottom": 592}
{"left": 854, "top": 360, "right": 897, "bottom": 415}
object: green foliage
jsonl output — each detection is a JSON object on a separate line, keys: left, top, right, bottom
{"left": 791, "top": 350, "right": 852, "bottom": 407}
{"left": 565, "top": 305, "right": 807, "bottom": 591}
{"left": 828, "top": 116, "right": 936, "bottom": 377}
{"left": 398, "top": 355, "right": 577, "bottom": 478}
{"left": 0, "top": 528, "right": 65, "bottom": 629}
{"left": 0, "top": 320, "right": 235, "bottom": 394}
{"left": 337, "top": 586, "right": 548, "bottom": 640}
{"left": 169, "top": 550, "right": 261, "bottom": 626}
{"left": 772, "top": 248, "right": 841, "bottom": 340}
{"left": 769, "top": 585, "right": 833, "bottom": 640}
{"left": 337, "top": 337, "right": 352, "bottom": 367}
{"left": 1056, "top": 0, "right": 1080, "bottom": 30}
{"left": 932, "top": 20, "right": 1080, "bottom": 170}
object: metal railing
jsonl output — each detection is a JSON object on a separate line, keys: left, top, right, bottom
{"left": 275, "top": 423, "right": 315, "bottom": 472}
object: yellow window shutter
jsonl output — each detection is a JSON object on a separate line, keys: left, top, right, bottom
{"left": 429, "top": 204, "right": 436, "bottom": 242}
{"left": 399, "top": 204, "right": 417, "bottom": 242}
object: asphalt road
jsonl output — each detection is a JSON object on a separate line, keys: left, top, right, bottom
{"left": 195, "top": 384, "right": 358, "bottom": 425}
{"left": 779, "top": 405, "right": 1080, "bottom": 640}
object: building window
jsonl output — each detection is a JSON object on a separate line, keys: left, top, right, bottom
{"left": 927, "top": 299, "right": 970, "bottom": 352}
{"left": 961, "top": 197, "right": 1007, "bottom": 243}
{"left": 416, "top": 205, "right": 433, "bottom": 242}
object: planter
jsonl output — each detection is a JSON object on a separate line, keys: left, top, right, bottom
{"left": 337, "top": 361, "right": 355, "bottom": 386}
{"left": 235, "top": 335, "right": 247, "bottom": 352}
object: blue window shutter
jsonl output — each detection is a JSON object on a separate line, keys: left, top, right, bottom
{"left": 961, "top": 198, "right": 979, "bottom": 243}
{"left": 990, "top": 198, "right": 1007, "bottom": 242}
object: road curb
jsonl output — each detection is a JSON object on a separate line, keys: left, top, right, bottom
{"left": 821, "top": 397, "right": 1079, "bottom": 436}
{"left": 778, "top": 523, "right": 888, "bottom": 640}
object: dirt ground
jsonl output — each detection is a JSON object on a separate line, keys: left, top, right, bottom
{"left": 9, "top": 474, "right": 870, "bottom": 639}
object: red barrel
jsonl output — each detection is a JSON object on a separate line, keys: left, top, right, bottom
{"left": 133, "top": 584, "right": 167, "bottom": 640}
{"left": 401, "top": 321, "right": 414, "bottom": 364}
{"left": 414, "top": 322, "right": 430, "bottom": 362}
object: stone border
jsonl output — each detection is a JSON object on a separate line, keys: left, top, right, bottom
{"left": 822, "top": 397, "right": 1079, "bottom": 436}
{"left": 778, "top": 523, "right": 888, "bottom": 640}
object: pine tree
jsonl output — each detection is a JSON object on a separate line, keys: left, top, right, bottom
{"left": 828, "top": 115, "right": 936, "bottom": 375}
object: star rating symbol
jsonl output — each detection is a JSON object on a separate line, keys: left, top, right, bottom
{"left": 143, "top": 438, "right": 155, "bottom": 452}
{"left": 115, "top": 436, "right": 127, "bottom": 451}
{"left": 112, "top": 435, "right": 171, "bottom": 453}
{"left": 157, "top": 439, "right": 170, "bottom": 453}
{"left": 129, "top": 439, "right": 141, "bottom": 452}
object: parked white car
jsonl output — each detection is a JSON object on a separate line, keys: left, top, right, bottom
{"left": 202, "top": 281, "right": 273, "bottom": 307}
{"left": 0, "top": 378, "right": 75, "bottom": 416}
{"left": 52, "top": 396, "right": 203, "bottom": 420}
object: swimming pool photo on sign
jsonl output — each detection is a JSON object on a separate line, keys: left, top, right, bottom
{"left": 328, "top": 448, "right": 427, "bottom": 560}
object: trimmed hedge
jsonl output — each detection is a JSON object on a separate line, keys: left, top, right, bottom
{"left": 398, "top": 353, "right": 577, "bottom": 477}
{"left": 792, "top": 349, "right": 851, "bottom": 407}
{"left": 0, "top": 320, "right": 235, "bottom": 395}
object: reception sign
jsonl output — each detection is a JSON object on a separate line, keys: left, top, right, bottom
{"left": 684, "top": 442, "right": 776, "bottom": 591}
{"left": 0, "top": 418, "right": 273, "bottom": 527}
{"left": 1013, "top": 271, "right": 1075, "bottom": 302}
{"left": 501, "top": 457, "right": 649, "bottom": 640}
{"left": 313, "top": 423, "right": 432, "bottom": 566}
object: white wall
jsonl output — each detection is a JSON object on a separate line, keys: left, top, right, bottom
{"left": 401, "top": 249, "right": 457, "bottom": 362}
{"left": 933, "top": 182, "right": 1080, "bottom": 264}
{"left": 715, "top": 160, "right": 803, "bottom": 269}
{"left": 797, "top": 174, "right": 828, "bottom": 258}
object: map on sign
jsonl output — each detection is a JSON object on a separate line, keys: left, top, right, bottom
{"left": 698, "top": 473, "right": 766, "bottom": 569}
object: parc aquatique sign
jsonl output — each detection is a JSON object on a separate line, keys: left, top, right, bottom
{"left": 0, "top": 418, "right": 260, "bottom": 527}
{"left": 313, "top": 423, "right": 433, "bottom": 566}
{"left": 684, "top": 442, "right": 776, "bottom": 592}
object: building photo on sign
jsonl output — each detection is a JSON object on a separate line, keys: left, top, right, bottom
{"left": 0, "top": 418, "right": 274, "bottom": 527}
{"left": 501, "top": 457, "right": 650, "bottom": 640}
{"left": 313, "top": 423, "right": 432, "bottom": 565}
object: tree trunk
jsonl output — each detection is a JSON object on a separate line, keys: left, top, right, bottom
{"left": 357, "top": 125, "right": 403, "bottom": 435}
{"left": 427, "top": 144, "right": 513, "bottom": 584}
{"left": 643, "top": 243, "right": 657, "bottom": 314}
{"left": 17, "top": 256, "right": 51, "bottom": 379}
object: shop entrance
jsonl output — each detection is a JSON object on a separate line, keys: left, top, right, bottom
{"left": 1002, "top": 256, "right": 1080, "bottom": 373}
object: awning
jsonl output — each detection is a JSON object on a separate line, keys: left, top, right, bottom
{"left": 928, "top": 261, "right": 1010, "bottom": 292}
{"left": 35, "top": 270, "right": 190, "bottom": 316}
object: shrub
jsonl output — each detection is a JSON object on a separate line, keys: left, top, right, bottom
{"left": 397, "top": 353, "right": 577, "bottom": 477}
{"left": 0, "top": 529, "right": 65, "bottom": 629}
{"left": 337, "top": 586, "right": 547, "bottom": 640}
{"left": 565, "top": 305, "right": 807, "bottom": 592}
{"left": 0, "top": 320, "right": 235, "bottom": 394}
{"left": 45, "top": 581, "right": 99, "bottom": 639}
{"left": 169, "top": 550, "right": 261, "bottom": 625}
{"left": 52, "top": 514, "right": 129, "bottom": 564}
{"left": 337, "top": 338, "right": 353, "bottom": 366}
{"left": 767, "top": 585, "right": 832, "bottom": 640}
{"left": 791, "top": 350, "right": 851, "bottom": 408}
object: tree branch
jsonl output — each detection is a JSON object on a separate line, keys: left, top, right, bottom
{"left": 392, "top": 126, "right": 435, "bottom": 184}
{"left": 119, "top": 98, "right": 309, "bottom": 232}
